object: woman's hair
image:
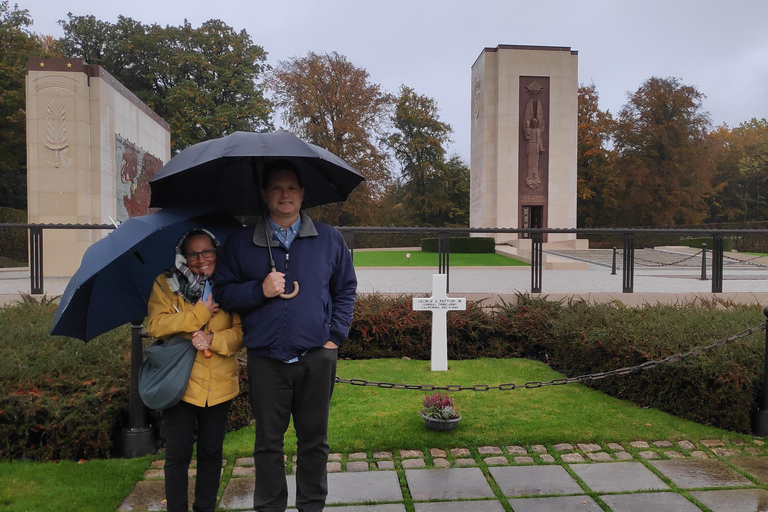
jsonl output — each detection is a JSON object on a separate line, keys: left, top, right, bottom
{"left": 261, "top": 159, "right": 303, "bottom": 190}
{"left": 179, "top": 229, "right": 216, "bottom": 256}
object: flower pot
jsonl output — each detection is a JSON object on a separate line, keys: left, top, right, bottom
{"left": 421, "top": 413, "right": 461, "bottom": 432}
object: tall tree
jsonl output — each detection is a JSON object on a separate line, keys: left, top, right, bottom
{"left": 576, "top": 83, "right": 620, "bottom": 227}
{"left": 0, "top": 2, "right": 51, "bottom": 209}
{"left": 707, "top": 119, "right": 768, "bottom": 222}
{"left": 57, "top": 15, "right": 273, "bottom": 152}
{"left": 611, "top": 77, "right": 714, "bottom": 226}
{"left": 442, "top": 155, "right": 471, "bottom": 226}
{"left": 268, "top": 51, "right": 394, "bottom": 226}
{"left": 385, "top": 85, "right": 467, "bottom": 226}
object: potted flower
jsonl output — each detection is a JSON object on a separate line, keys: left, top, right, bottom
{"left": 420, "top": 391, "right": 461, "bottom": 431}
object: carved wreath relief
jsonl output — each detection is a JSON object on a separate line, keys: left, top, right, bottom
{"left": 44, "top": 95, "right": 69, "bottom": 168}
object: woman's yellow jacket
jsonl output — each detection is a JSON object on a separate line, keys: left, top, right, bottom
{"left": 147, "top": 275, "right": 243, "bottom": 407}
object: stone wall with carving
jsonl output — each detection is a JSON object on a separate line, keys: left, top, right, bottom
{"left": 26, "top": 58, "right": 170, "bottom": 277}
{"left": 470, "top": 45, "right": 579, "bottom": 246}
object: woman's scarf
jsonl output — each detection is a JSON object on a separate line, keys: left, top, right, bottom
{"left": 165, "top": 229, "right": 221, "bottom": 304}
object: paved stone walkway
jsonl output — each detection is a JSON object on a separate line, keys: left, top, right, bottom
{"left": 118, "top": 438, "right": 768, "bottom": 511}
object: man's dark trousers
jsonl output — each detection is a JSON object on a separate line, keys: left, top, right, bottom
{"left": 248, "top": 346, "right": 337, "bottom": 512}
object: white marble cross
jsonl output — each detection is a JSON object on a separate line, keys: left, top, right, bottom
{"left": 412, "top": 274, "right": 467, "bottom": 371}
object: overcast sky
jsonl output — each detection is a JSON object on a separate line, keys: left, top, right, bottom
{"left": 19, "top": 0, "right": 768, "bottom": 161}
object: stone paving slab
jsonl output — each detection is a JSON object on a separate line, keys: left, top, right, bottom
{"left": 650, "top": 459, "right": 754, "bottom": 489}
{"left": 689, "top": 489, "right": 768, "bottom": 512}
{"left": 405, "top": 468, "right": 495, "bottom": 501}
{"left": 569, "top": 462, "right": 669, "bottom": 493}
{"left": 327, "top": 472, "right": 403, "bottom": 504}
{"left": 327, "top": 505, "right": 407, "bottom": 512}
{"left": 117, "top": 480, "right": 193, "bottom": 511}
{"left": 488, "top": 465, "right": 583, "bottom": 497}
{"left": 599, "top": 492, "right": 702, "bottom": 512}
{"left": 507, "top": 495, "right": 603, "bottom": 511}
{"left": 730, "top": 456, "right": 768, "bottom": 484}
{"left": 413, "top": 501, "right": 505, "bottom": 512}
{"left": 220, "top": 472, "right": 402, "bottom": 510}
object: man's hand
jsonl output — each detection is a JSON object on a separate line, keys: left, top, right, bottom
{"left": 323, "top": 341, "right": 338, "bottom": 349}
{"left": 262, "top": 270, "right": 286, "bottom": 298}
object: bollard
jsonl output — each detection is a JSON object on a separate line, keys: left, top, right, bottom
{"left": 611, "top": 247, "right": 617, "bottom": 275}
{"left": 700, "top": 243, "right": 707, "bottom": 281}
{"left": 752, "top": 305, "right": 768, "bottom": 436}
{"left": 121, "top": 321, "right": 156, "bottom": 457}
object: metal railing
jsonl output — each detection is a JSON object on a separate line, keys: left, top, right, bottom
{"left": 5, "top": 223, "right": 768, "bottom": 295}
{"left": 336, "top": 226, "right": 768, "bottom": 294}
{"left": 0, "top": 222, "right": 114, "bottom": 294}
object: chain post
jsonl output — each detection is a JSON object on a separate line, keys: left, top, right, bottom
{"left": 753, "top": 306, "right": 768, "bottom": 436}
{"left": 29, "top": 226, "right": 44, "bottom": 294}
{"left": 121, "top": 321, "right": 156, "bottom": 457}
{"left": 700, "top": 243, "right": 707, "bottom": 281}
{"left": 531, "top": 232, "right": 543, "bottom": 293}
{"left": 611, "top": 247, "right": 617, "bottom": 275}
{"left": 438, "top": 233, "right": 450, "bottom": 292}
{"left": 712, "top": 234, "right": 724, "bottom": 293}
{"left": 622, "top": 233, "right": 635, "bottom": 293}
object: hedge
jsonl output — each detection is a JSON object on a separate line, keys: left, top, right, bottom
{"left": 680, "top": 237, "right": 734, "bottom": 252}
{"left": 2, "top": 294, "right": 766, "bottom": 461}
{"left": 342, "top": 295, "right": 765, "bottom": 434}
{"left": 0, "top": 207, "right": 27, "bottom": 264}
{"left": 421, "top": 237, "right": 495, "bottom": 253}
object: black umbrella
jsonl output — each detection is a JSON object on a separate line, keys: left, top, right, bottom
{"left": 50, "top": 207, "right": 242, "bottom": 341}
{"left": 148, "top": 131, "right": 365, "bottom": 215}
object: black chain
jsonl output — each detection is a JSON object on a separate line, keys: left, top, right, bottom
{"left": 624, "top": 251, "right": 768, "bottom": 268}
{"left": 335, "top": 324, "right": 765, "bottom": 392}
{"left": 633, "top": 250, "right": 702, "bottom": 267}
{"left": 723, "top": 254, "right": 768, "bottom": 268}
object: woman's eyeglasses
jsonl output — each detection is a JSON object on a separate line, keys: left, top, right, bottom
{"left": 186, "top": 249, "right": 216, "bottom": 261}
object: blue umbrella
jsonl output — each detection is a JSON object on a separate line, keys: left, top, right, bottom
{"left": 50, "top": 207, "right": 242, "bottom": 341}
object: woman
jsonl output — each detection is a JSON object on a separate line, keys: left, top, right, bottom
{"left": 147, "top": 229, "right": 243, "bottom": 512}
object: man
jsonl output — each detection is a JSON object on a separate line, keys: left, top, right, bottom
{"left": 213, "top": 160, "right": 357, "bottom": 512}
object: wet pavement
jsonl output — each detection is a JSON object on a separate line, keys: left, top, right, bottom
{"left": 116, "top": 439, "right": 768, "bottom": 511}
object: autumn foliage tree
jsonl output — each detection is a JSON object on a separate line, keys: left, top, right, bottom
{"left": 57, "top": 15, "right": 273, "bottom": 152}
{"left": 268, "top": 51, "right": 394, "bottom": 226}
{"left": 576, "top": 83, "right": 619, "bottom": 227}
{"left": 707, "top": 119, "right": 768, "bottom": 223}
{"left": 611, "top": 77, "right": 714, "bottom": 226}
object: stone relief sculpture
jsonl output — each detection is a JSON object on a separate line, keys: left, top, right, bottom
{"left": 523, "top": 98, "right": 545, "bottom": 189}
{"left": 44, "top": 95, "right": 69, "bottom": 168}
{"left": 116, "top": 135, "right": 162, "bottom": 219}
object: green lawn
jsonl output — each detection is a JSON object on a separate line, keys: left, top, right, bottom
{"left": 0, "top": 457, "right": 149, "bottom": 512}
{"left": 353, "top": 250, "right": 528, "bottom": 267}
{"left": 221, "top": 358, "right": 743, "bottom": 461}
{"left": 0, "top": 358, "right": 754, "bottom": 511}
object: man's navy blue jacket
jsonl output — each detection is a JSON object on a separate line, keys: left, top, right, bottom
{"left": 213, "top": 212, "right": 357, "bottom": 362}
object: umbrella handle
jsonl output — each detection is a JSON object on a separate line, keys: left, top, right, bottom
{"left": 203, "top": 349, "right": 212, "bottom": 359}
{"left": 279, "top": 281, "right": 300, "bottom": 300}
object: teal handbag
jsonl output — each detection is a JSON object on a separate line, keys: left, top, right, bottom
{"left": 139, "top": 335, "right": 196, "bottom": 410}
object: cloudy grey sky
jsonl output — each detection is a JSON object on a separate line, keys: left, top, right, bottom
{"left": 20, "top": 0, "right": 768, "bottom": 160}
